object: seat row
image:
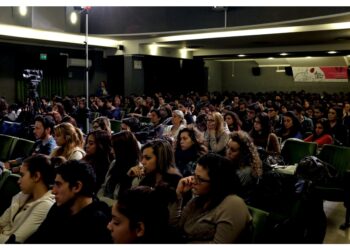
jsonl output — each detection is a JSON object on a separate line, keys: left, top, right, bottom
{"left": 0, "top": 134, "right": 35, "bottom": 162}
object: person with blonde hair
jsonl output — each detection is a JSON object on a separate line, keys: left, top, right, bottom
{"left": 50, "top": 122, "right": 85, "bottom": 160}
{"left": 204, "top": 111, "right": 230, "bottom": 155}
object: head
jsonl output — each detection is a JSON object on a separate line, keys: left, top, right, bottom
{"left": 206, "top": 112, "right": 224, "bottom": 133}
{"left": 53, "top": 160, "right": 96, "bottom": 206}
{"left": 112, "top": 130, "right": 140, "bottom": 166}
{"left": 313, "top": 105, "right": 325, "bottom": 119}
{"left": 176, "top": 127, "right": 200, "bottom": 151}
{"left": 92, "top": 116, "right": 112, "bottom": 135}
{"left": 33, "top": 115, "right": 55, "bottom": 140}
{"left": 192, "top": 153, "right": 240, "bottom": 208}
{"left": 121, "top": 117, "right": 140, "bottom": 132}
{"left": 85, "top": 130, "right": 112, "bottom": 157}
{"left": 314, "top": 118, "right": 331, "bottom": 137}
{"left": 149, "top": 109, "right": 162, "bottom": 125}
{"left": 171, "top": 110, "right": 185, "bottom": 126}
{"left": 53, "top": 122, "right": 83, "bottom": 148}
{"left": 141, "top": 140, "right": 174, "bottom": 176}
{"left": 19, "top": 154, "right": 54, "bottom": 193}
{"left": 253, "top": 112, "right": 271, "bottom": 135}
{"left": 283, "top": 111, "right": 300, "bottom": 131}
{"left": 328, "top": 106, "right": 341, "bottom": 122}
{"left": 224, "top": 111, "right": 242, "bottom": 128}
{"left": 267, "top": 104, "right": 279, "bottom": 119}
{"left": 108, "top": 186, "right": 170, "bottom": 243}
{"left": 226, "top": 131, "right": 262, "bottom": 177}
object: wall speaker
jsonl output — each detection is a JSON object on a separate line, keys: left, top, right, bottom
{"left": 252, "top": 67, "right": 261, "bottom": 76}
{"left": 285, "top": 66, "right": 293, "bottom": 76}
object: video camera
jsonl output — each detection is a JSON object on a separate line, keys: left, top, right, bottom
{"left": 23, "top": 69, "right": 43, "bottom": 98}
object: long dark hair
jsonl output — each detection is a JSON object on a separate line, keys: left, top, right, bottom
{"left": 312, "top": 118, "right": 331, "bottom": 140}
{"left": 83, "top": 130, "right": 113, "bottom": 189}
{"left": 106, "top": 131, "right": 140, "bottom": 191}
{"left": 281, "top": 111, "right": 302, "bottom": 137}
{"left": 116, "top": 185, "right": 173, "bottom": 243}
{"left": 195, "top": 153, "right": 241, "bottom": 210}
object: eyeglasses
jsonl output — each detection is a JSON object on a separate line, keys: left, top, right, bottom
{"left": 193, "top": 175, "right": 211, "bottom": 184}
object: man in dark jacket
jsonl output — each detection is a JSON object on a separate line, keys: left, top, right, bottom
{"left": 25, "top": 160, "right": 112, "bottom": 243}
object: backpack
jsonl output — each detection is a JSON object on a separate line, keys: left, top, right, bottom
{"left": 295, "top": 156, "right": 337, "bottom": 185}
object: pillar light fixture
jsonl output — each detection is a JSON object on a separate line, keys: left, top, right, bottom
{"left": 70, "top": 11, "right": 78, "bottom": 25}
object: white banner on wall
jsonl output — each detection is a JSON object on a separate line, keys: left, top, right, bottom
{"left": 292, "top": 66, "right": 348, "bottom": 82}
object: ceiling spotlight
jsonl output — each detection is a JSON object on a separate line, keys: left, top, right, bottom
{"left": 280, "top": 52, "right": 288, "bottom": 56}
{"left": 70, "top": 12, "right": 78, "bottom": 24}
{"left": 268, "top": 57, "right": 274, "bottom": 60}
{"left": 238, "top": 54, "right": 246, "bottom": 57}
{"left": 306, "top": 56, "right": 312, "bottom": 59}
{"left": 328, "top": 51, "right": 337, "bottom": 54}
{"left": 19, "top": 6, "right": 28, "bottom": 16}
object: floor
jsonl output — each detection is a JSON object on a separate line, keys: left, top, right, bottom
{"left": 323, "top": 201, "right": 350, "bottom": 243}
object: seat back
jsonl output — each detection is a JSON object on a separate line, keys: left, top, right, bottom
{"left": 0, "top": 134, "right": 17, "bottom": 161}
{"left": 9, "top": 138, "right": 35, "bottom": 160}
{"left": 0, "top": 173, "right": 21, "bottom": 216}
{"left": 0, "top": 121, "right": 22, "bottom": 136}
{"left": 247, "top": 206, "right": 270, "bottom": 243}
{"left": 318, "top": 144, "right": 350, "bottom": 175}
{"left": 281, "top": 138, "right": 317, "bottom": 165}
{"left": 110, "top": 119, "right": 122, "bottom": 134}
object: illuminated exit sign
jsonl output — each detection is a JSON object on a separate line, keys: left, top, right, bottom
{"left": 40, "top": 53, "right": 47, "bottom": 60}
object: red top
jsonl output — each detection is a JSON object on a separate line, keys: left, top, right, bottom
{"left": 304, "top": 134, "right": 333, "bottom": 146}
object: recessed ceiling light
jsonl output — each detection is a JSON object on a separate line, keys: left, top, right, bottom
{"left": 306, "top": 56, "right": 312, "bottom": 59}
{"left": 19, "top": 6, "right": 27, "bottom": 16}
{"left": 280, "top": 53, "right": 288, "bottom": 56}
{"left": 328, "top": 51, "right": 337, "bottom": 54}
{"left": 238, "top": 54, "right": 246, "bottom": 57}
{"left": 268, "top": 57, "right": 274, "bottom": 60}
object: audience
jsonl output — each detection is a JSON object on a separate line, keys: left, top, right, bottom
{"left": 175, "top": 127, "right": 208, "bottom": 177}
{"left": 249, "top": 112, "right": 281, "bottom": 154}
{"left": 0, "top": 155, "right": 55, "bottom": 243}
{"left": 2, "top": 89, "right": 350, "bottom": 244}
{"left": 26, "top": 160, "right": 112, "bottom": 243}
{"left": 304, "top": 118, "right": 333, "bottom": 147}
{"left": 129, "top": 139, "right": 182, "bottom": 190}
{"left": 82, "top": 130, "right": 113, "bottom": 191}
{"left": 98, "top": 131, "right": 140, "bottom": 206}
{"left": 108, "top": 186, "right": 175, "bottom": 243}
{"left": 4, "top": 115, "right": 56, "bottom": 170}
{"left": 203, "top": 111, "right": 230, "bottom": 155}
{"left": 174, "top": 153, "right": 251, "bottom": 243}
{"left": 50, "top": 122, "right": 85, "bottom": 160}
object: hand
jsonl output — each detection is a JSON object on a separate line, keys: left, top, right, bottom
{"left": 128, "top": 165, "right": 144, "bottom": 177}
{"left": 176, "top": 176, "right": 194, "bottom": 198}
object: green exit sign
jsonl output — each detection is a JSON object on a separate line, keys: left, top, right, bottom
{"left": 40, "top": 53, "right": 47, "bottom": 60}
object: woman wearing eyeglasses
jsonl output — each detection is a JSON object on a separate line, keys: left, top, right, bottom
{"left": 203, "top": 112, "right": 230, "bottom": 156}
{"left": 173, "top": 153, "right": 251, "bottom": 243}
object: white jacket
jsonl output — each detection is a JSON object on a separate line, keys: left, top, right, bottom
{"left": 0, "top": 190, "right": 55, "bottom": 243}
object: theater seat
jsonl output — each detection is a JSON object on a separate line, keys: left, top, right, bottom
{"left": 281, "top": 138, "right": 317, "bottom": 165}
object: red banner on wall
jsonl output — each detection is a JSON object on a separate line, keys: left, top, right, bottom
{"left": 292, "top": 66, "right": 348, "bottom": 82}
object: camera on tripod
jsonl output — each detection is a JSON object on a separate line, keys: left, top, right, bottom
{"left": 23, "top": 69, "right": 43, "bottom": 98}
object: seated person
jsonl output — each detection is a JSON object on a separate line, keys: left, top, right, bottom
{"left": 304, "top": 118, "right": 333, "bottom": 147}
{"left": 0, "top": 154, "right": 55, "bottom": 243}
{"left": 173, "top": 153, "right": 251, "bottom": 243}
{"left": 4, "top": 115, "right": 56, "bottom": 170}
{"left": 25, "top": 160, "right": 112, "bottom": 243}
{"left": 108, "top": 186, "right": 176, "bottom": 243}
